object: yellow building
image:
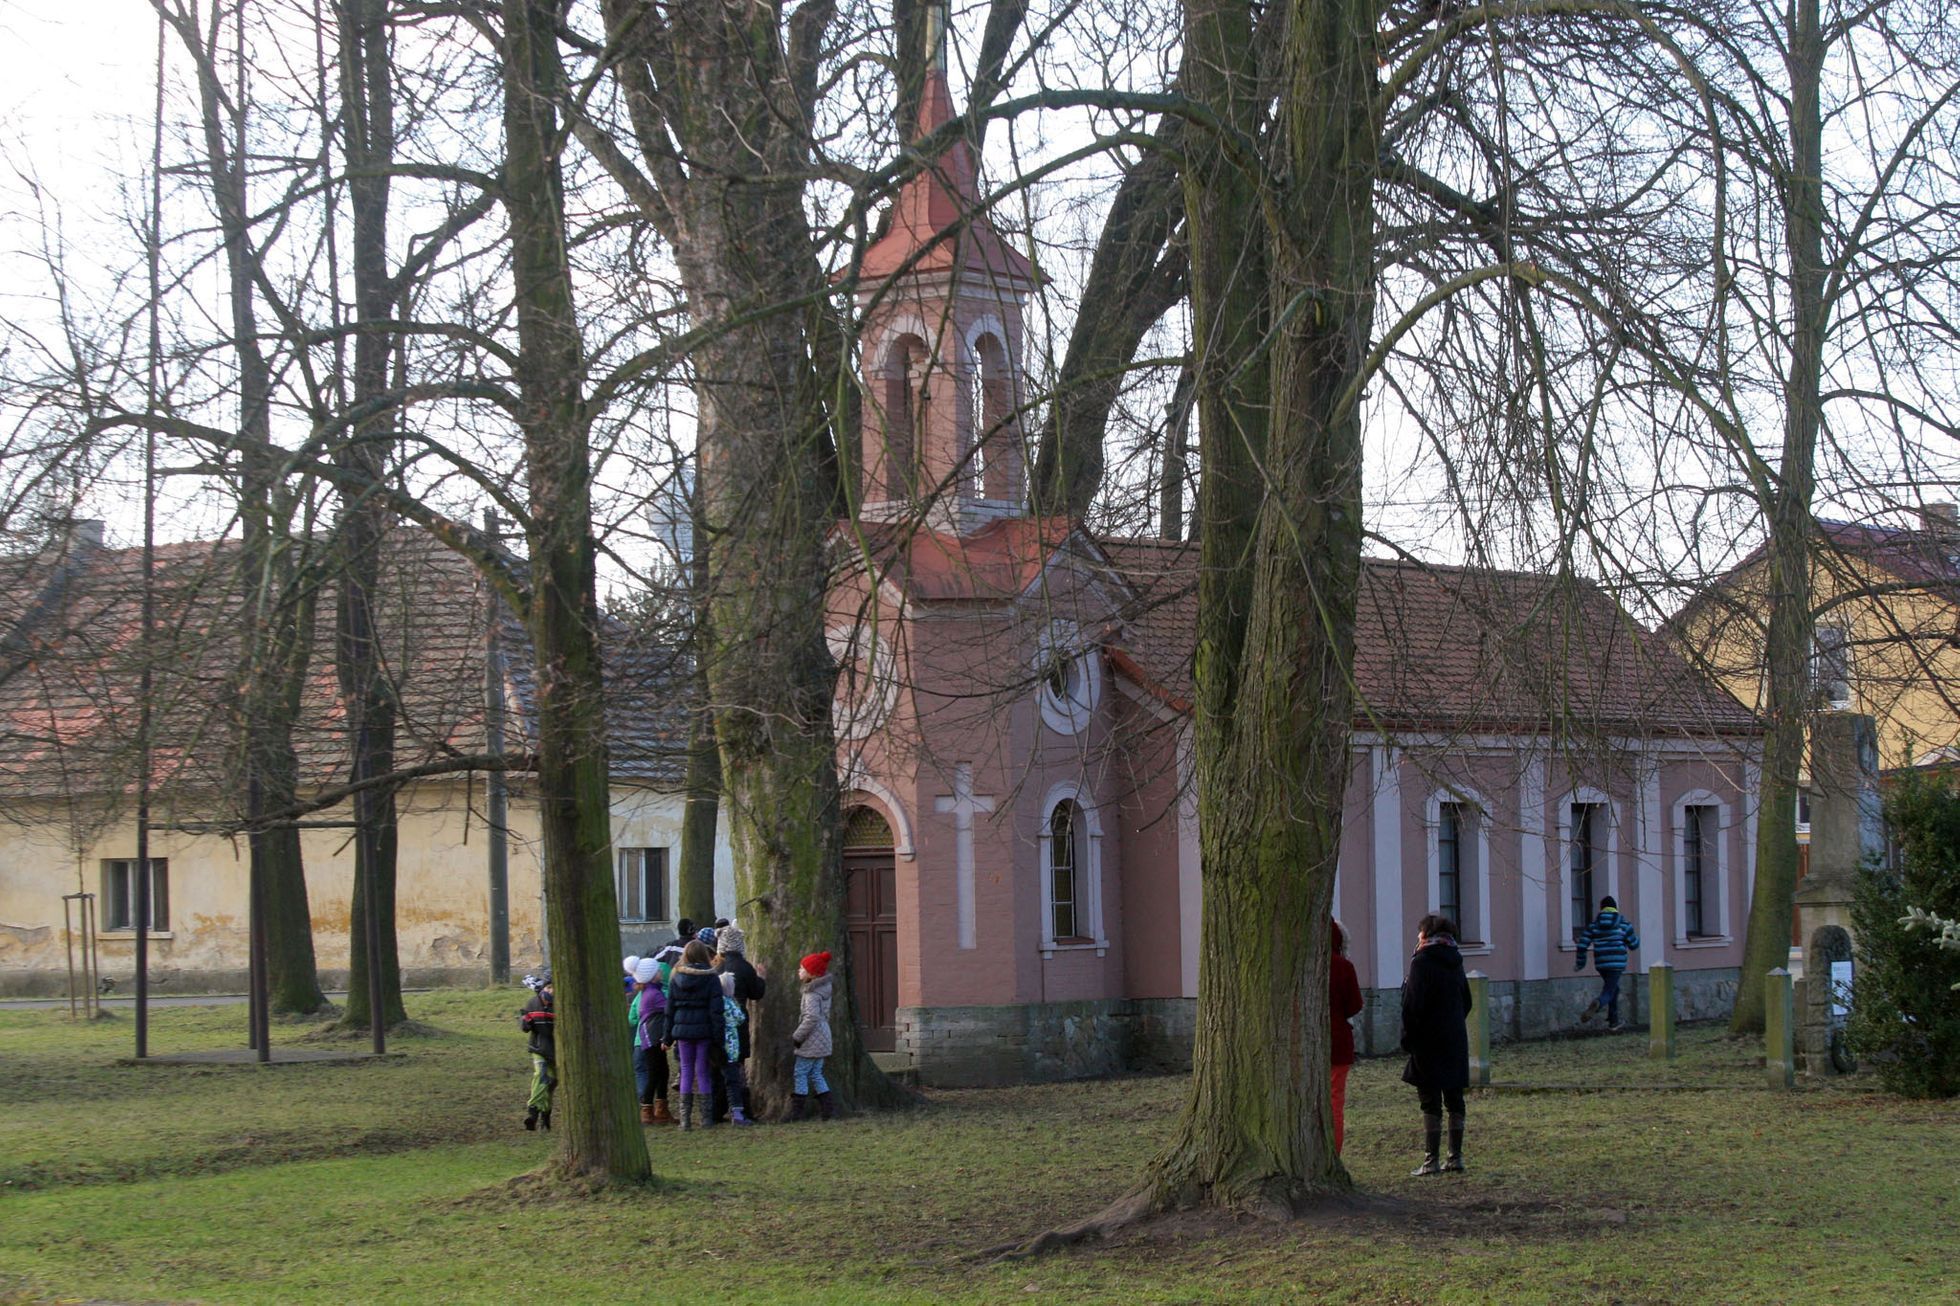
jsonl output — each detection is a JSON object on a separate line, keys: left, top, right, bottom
{"left": 0, "top": 523, "right": 731, "bottom": 997}
{"left": 1672, "top": 508, "right": 1960, "bottom": 778}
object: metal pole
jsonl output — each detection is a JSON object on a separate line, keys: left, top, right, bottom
{"left": 63, "top": 895, "right": 77, "bottom": 1021}
{"left": 484, "top": 509, "right": 510, "bottom": 986}
{"left": 135, "top": 6, "right": 166, "bottom": 1062}
{"left": 251, "top": 838, "right": 270, "bottom": 1062}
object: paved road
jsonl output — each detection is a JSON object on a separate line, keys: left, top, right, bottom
{"left": 0, "top": 989, "right": 439, "bottom": 1011}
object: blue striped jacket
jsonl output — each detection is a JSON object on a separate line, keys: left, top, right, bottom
{"left": 1576, "top": 909, "right": 1640, "bottom": 971}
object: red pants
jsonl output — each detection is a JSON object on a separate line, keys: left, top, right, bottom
{"left": 1331, "top": 1063, "right": 1352, "bottom": 1154}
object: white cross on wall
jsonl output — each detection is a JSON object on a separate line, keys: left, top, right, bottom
{"left": 934, "top": 763, "right": 995, "bottom": 950}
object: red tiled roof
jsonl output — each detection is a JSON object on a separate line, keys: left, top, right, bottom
{"left": 0, "top": 528, "right": 688, "bottom": 803}
{"left": 1095, "top": 539, "right": 1761, "bottom": 738}
{"left": 851, "top": 69, "right": 1037, "bottom": 290}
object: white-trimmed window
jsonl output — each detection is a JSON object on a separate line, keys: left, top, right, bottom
{"left": 1557, "top": 790, "right": 1618, "bottom": 946}
{"left": 1038, "top": 782, "right": 1106, "bottom": 955}
{"left": 617, "top": 847, "right": 670, "bottom": 923}
{"left": 1426, "top": 790, "right": 1491, "bottom": 950}
{"left": 1036, "top": 622, "right": 1103, "bottom": 735}
{"left": 1674, "top": 793, "right": 1731, "bottom": 943}
{"left": 102, "top": 858, "right": 168, "bottom": 933}
{"left": 1811, "top": 625, "right": 1852, "bottom": 708}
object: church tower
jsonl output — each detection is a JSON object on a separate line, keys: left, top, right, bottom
{"left": 851, "top": 13, "right": 1039, "bottom": 535}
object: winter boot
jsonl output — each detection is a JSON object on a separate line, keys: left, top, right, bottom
{"left": 524, "top": 1107, "right": 539, "bottom": 1131}
{"left": 1580, "top": 999, "right": 1601, "bottom": 1023}
{"left": 694, "top": 1094, "right": 717, "bottom": 1128}
{"left": 790, "top": 1093, "right": 811, "bottom": 1122}
{"left": 677, "top": 1095, "right": 696, "bottom": 1131}
{"left": 539, "top": 1111, "right": 551, "bottom": 1132}
{"left": 652, "top": 1097, "right": 675, "bottom": 1126}
{"left": 1411, "top": 1114, "right": 1445, "bottom": 1176}
{"left": 729, "top": 1105, "right": 753, "bottom": 1126}
{"left": 1444, "top": 1114, "right": 1466, "bottom": 1172}
{"left": 816, "top": 1090, "right": 837, "bottom": 1121}
{"left": 640, "top": 1103, "right": 656, "bottom": 1125}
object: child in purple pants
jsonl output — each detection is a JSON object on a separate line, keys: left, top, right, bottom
{"left": 662, "top": 939, "right": 727, "bottom": 1131}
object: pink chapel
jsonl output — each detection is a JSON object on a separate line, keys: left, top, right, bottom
{"left": 825, "top": 67, "right": 1765, "bottom": 1086}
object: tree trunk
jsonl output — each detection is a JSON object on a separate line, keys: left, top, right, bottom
{"left": 1032, "top": 125, "right": 1187, "bottom": 519}
{"left": 1733, "top": 0, "right": 1824, "bottom": 1034}
{"left": 1139, "top": 0, "right": 1374, "bottom": 1213}
{"left": 605, "top": 0, "right": 903, "bottom": 1115}
{"left": 502, "top": 0, "right": 649, "bottom": 1183}
{"left": 677, "top": 482, "right": 721, "bottom": 924}
{"left": 334, "top": 0, "right": 406, "bottom": 1032}
{"left": 162, "top": 0, "right": 327, "bottom": 1015}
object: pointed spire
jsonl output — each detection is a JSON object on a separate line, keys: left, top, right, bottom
{"left": 851, "top": 18, "right": 1037, "bottom": 291}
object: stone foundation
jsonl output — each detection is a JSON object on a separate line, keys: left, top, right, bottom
{"left": 902, "top": 967, "right": 1741, "bottom": 1087}
{"left": 895, "top": 998, "right": 1196, "bottom": 1087}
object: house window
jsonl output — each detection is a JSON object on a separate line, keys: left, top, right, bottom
{"left": 1049, "top": 802, "right": 1080, "bottom": 941}
{"left": 1811, "top": 626, "right": 1852, "bottom": 708}
{"left": 1438, "top": 802, "right": 1468, "bottom": 929}
{"left": 102, "top": 858, "right": 168, "bottom": 932}
{"left": 1682, "top": 804, "right": 1714, "bottom": 937}
{"left": 1570, "top": 802, "right": 1602, "bottom": 941}
{"left": 616, "top": 847, "right": 669, "bottom": 923}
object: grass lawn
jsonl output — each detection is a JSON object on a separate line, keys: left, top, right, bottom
{"left": 0, "top": 990, "right": 1953, "bottom": 1304}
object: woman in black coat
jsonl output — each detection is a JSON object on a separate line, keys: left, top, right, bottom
{"left": 1400, "top": 912, "right": 1472, "bottom": 1176}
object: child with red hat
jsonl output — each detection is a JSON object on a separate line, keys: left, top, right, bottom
{"left": 790, "top": 950, "right": 835, "bottom": 1120}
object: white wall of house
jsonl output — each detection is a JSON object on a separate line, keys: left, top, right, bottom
{"left": 0, "top": 779, "right": 734, "bottom": 994}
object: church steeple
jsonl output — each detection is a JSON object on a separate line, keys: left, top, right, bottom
{"left": 850, "top": 6, "right": 1037, "bottom": 534}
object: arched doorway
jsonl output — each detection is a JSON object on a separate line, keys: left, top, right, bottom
{"left": 843, "top": 804, "right": 899, "bottom": 1051}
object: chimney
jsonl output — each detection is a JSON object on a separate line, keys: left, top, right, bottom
{"left": 66, "top": 519, "right": 105, "bottom": 551}
{"left": 1920, "top": 502, "right": 1958, "bottom": 534}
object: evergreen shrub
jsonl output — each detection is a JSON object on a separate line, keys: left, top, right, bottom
{"left": 1848, "top": 772, "right": 1960, "bottom": 1097}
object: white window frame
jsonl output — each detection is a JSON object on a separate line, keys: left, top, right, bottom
{"left": 1811, "top": 625, "right": 1853, "bottom": 709}
{"left": 1425, "top": 788, "right": 1492, "bottom": 954}
{"left": 1557, "top": 789, "right": 1619, "bottom": 950}
{"left": 1037, "top": 781, "right": 1107, "bottom": 957}
{"left": 101, "top": 857, "right": 169, "bottom": 934}
{"left": 1035, "top": 621, "right": 1103, "bottom": 736}
{"left": 616, "top": 846, "right": 670, "bottom": 924}
{"left": 1672, "top": 792, "right": 1732, "bottom": 946}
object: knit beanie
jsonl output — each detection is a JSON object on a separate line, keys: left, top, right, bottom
{"left": 1600, "top": 896, "right": 1618, "bottom": 910}
{"left": 622, "top": 954, "right": 641, "bottom": 975}
{"left": 697, "top": 926, "right": 718, "bottom": 950}
{"left": 633, "top": 957, "right": 659, "bottom": 984}
{"left": 800, "top": 950, "right": 832, "bottom": 978}
{"left": 715, "top": 924, "right": 747, "bottom": 955}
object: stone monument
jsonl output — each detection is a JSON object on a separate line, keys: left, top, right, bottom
{"left": 1794, "top": 711, "right": 1881, "bottom": 1076}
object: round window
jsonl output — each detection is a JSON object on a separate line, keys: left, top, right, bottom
{"left": 1036, "top": 624, "right": 1101, "bottom": 735}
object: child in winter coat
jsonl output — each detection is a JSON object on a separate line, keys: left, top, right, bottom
{"left": 663, "top": 939, "right": 726, "bottom": 1131}
{"left": 519, "top": 974, "right": 556, "bottom": 1131}
{"left": 791, "top": 950, "right": 836, "bottom": 1120}
{"left": 1574, "top": 895, "right": 1641, "bottom": 1030}
{"left": 630, "top": 957, "right": 673, "bottom": 1125}
{"left": 715, "top": 925, "right": 765, "bottom": 1126}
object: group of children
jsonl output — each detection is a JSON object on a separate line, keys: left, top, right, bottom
{"left": 518, "top": 917, "right": 838, "bottom": 1131}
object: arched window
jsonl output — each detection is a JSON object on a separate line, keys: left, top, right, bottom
{"left": 1426, "top": 787, "right": 1492, "bottom": 952}
{"left": 969, "top": 332, "right": 1013, "bottom": 499}
{"left": 1557, "top": 788, "right": 1619, "bottom": 947}
{"left": 1048, "top": 801, "right": 1080, "bottom": 940}
{"left": 879, "top": 333, "right": 929, "bottom": 500}
{"left": 1038, "top": 783, "right": 1107, "bottom": 955}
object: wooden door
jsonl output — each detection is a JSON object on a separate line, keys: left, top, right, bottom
{"left": 844, "top": 848, "right": 899, "bottom": 1051}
